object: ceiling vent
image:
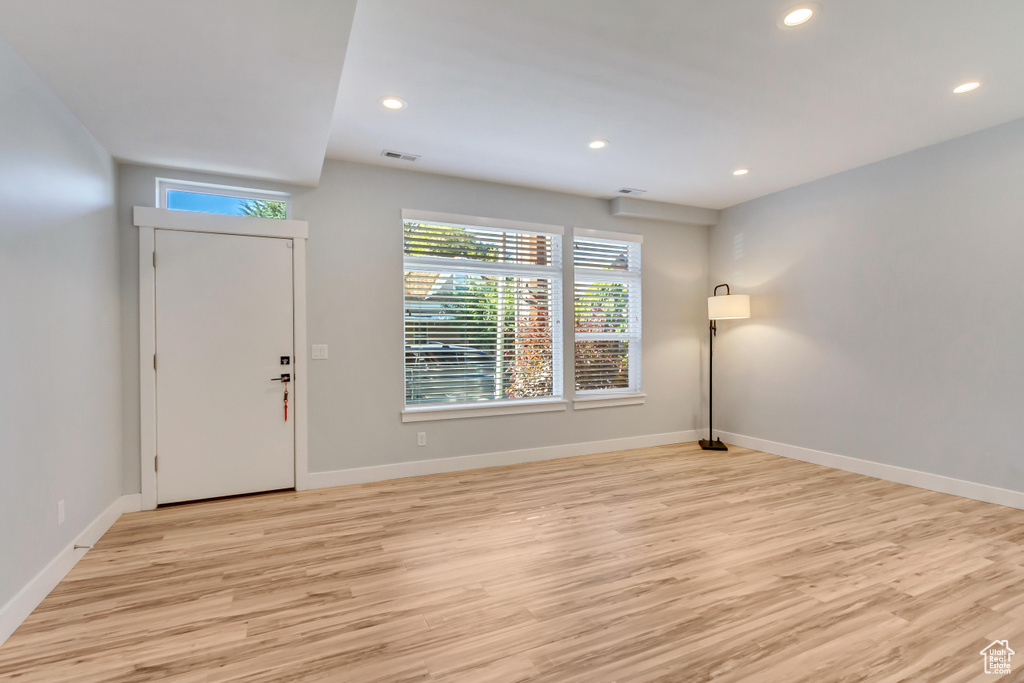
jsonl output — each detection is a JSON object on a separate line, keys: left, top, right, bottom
{"left": 382, "top": 149, "right": 420, "bottom": 162}
{"left": 618, "top": 187, "right": 647, "bottom": 196}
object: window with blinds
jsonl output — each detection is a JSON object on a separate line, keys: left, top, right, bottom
{"left": 573, "top": 229, "right": 642, "bottom": 393}
{"left": 404, "top": 217, "right": 563, "bottom": 406}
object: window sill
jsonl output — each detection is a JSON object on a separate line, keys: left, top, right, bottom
{"left": 573, "top": 392, "right": 646, "bottom": 410}
{"left": 402, "top": 398, "right": 568, "bottom": 423}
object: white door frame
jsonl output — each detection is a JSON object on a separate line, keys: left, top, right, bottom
{"left": 134, "top": 207, "right": 310, "bottom": 510}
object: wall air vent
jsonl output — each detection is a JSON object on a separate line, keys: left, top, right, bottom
{"left": 382, "top": 150, "right": 420, "bottom": 162}
{"left": 618, "top": 187, "right": 647, "bottom": 196}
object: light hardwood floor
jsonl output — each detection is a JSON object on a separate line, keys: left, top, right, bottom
{"left": 3, "top": 442, "right": 1024, "bottom": 682}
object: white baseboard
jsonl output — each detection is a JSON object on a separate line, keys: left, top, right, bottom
{"left": 121, "top": 493, "right": 142, "bottom": 513}
{"left": 308, "top": 430, "right": 700, "bottom": 489}
{"left": 0, "top": 494, "right": 139, "bottom": 647}
{"left": 717, "top": 431, "right": 1024, "bottom": 511}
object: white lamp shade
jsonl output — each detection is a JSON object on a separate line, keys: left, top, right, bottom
{"left": 708, "top": 294, "right": 750, "bottom": 320}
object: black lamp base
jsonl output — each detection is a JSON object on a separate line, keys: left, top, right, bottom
{"left": 699, "top": 438, "right": 728, "bottom": 452}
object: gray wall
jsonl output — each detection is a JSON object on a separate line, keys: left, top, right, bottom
{"left": 118, "top": 160, "right": 708, "bottom": 488}
{"left": 709, "top": 117, "right": 1024, "bottom": 492}
{"left": 0, "top": 38, "right": 121, "bottom": 608}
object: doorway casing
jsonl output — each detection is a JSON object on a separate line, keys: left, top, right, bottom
{"left": 134, "top": 207, "right": 310, "bottom": 510}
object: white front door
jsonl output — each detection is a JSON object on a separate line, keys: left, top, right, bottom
{"left": 155, "top": 229, "right": 295, "bottom": 504}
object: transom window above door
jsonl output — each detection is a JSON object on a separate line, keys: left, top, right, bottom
{"left": 157, "top": 178, "right": 291, "bottom": 219}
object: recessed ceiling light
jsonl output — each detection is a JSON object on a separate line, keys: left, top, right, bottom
{"left": 733, "top": 169, "right": 750, "bottom": 176}
{"left": 779, "top": 3, "right": 819, "bottom": 27}
{"left": 784, "top": 8, "right": 813, "bottom": 25}
{"left": 380, "top": 96, "right": 407, "bottom": 110}
{"left": 588, "top": 139, "right": 608, "bottom": 149}
{"left": 953, "top": 81, "right": 981, "bottom": 94}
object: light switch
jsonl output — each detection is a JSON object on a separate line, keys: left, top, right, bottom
{"left": 311, "top": 344, "right": 328, "bottom": 360}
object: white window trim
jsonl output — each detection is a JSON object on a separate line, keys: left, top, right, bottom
{"left": 572, "top": 227, "right": 643, "bottom": 399}
{"left": 573, "top": 227, "right": 643, "bottom": 243}
{"left": 573, "top": 392, "right": 646, "bottom": 410}
{"left": 402, "top": 397, "right": 568, "bottom": 422}
{"left": 402, "top": 211, "right": 565, "bottom": 416}
{"left": 157, "top": 178, "right": 292, "bottom": 219}
{"left": 402, "top": 209, "right": 564, "bottom": 236}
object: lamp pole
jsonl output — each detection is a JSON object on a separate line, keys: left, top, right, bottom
{"left": 709, "top": 318, "right": 716, "bottom": 436}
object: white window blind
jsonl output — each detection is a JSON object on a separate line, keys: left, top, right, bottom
{"left": 404, "top": 217, "right": 563, "bottom": 406}
{"left": 573, "top": 229, "right": 642, "bottom": 393}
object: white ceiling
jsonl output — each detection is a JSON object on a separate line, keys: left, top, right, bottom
{"left": 0, "top": 0, "right": 357, "bottom": 186}
{"left": 2, "top": 1, "right": 1023, "bottom": 206}
{"left": 328, "top": 0, "right": 1024, "bottom": 209}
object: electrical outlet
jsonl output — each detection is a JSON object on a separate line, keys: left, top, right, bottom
{"left": 417, "top": 432, "right": 427, "bottom": 447}
{"left": 57, "top": 500, "right": 65, "bottom": 526}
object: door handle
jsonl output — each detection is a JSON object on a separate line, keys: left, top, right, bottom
{"left": 271, "top": 374, "right": 291, "bottom": 382}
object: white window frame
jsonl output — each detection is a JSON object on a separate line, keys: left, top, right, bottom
{"left": 572, "top": 227, "right": 644, "bottom": 410}
{"left": 156, "top": 178, "right": 292, "bottom": 219}
{"left": 401, "top": 210, "right": 567, "bottom": 422}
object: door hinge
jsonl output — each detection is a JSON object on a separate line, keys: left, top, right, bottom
{"left": 153, "top": 354, "right": 157, "bottom": 370}
{"left": 155, "top": 455, "right": 158, "bottom": 472}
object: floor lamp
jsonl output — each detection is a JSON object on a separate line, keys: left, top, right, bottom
{"left": 700, "top": 284, "right": 750, "bottom": 451}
